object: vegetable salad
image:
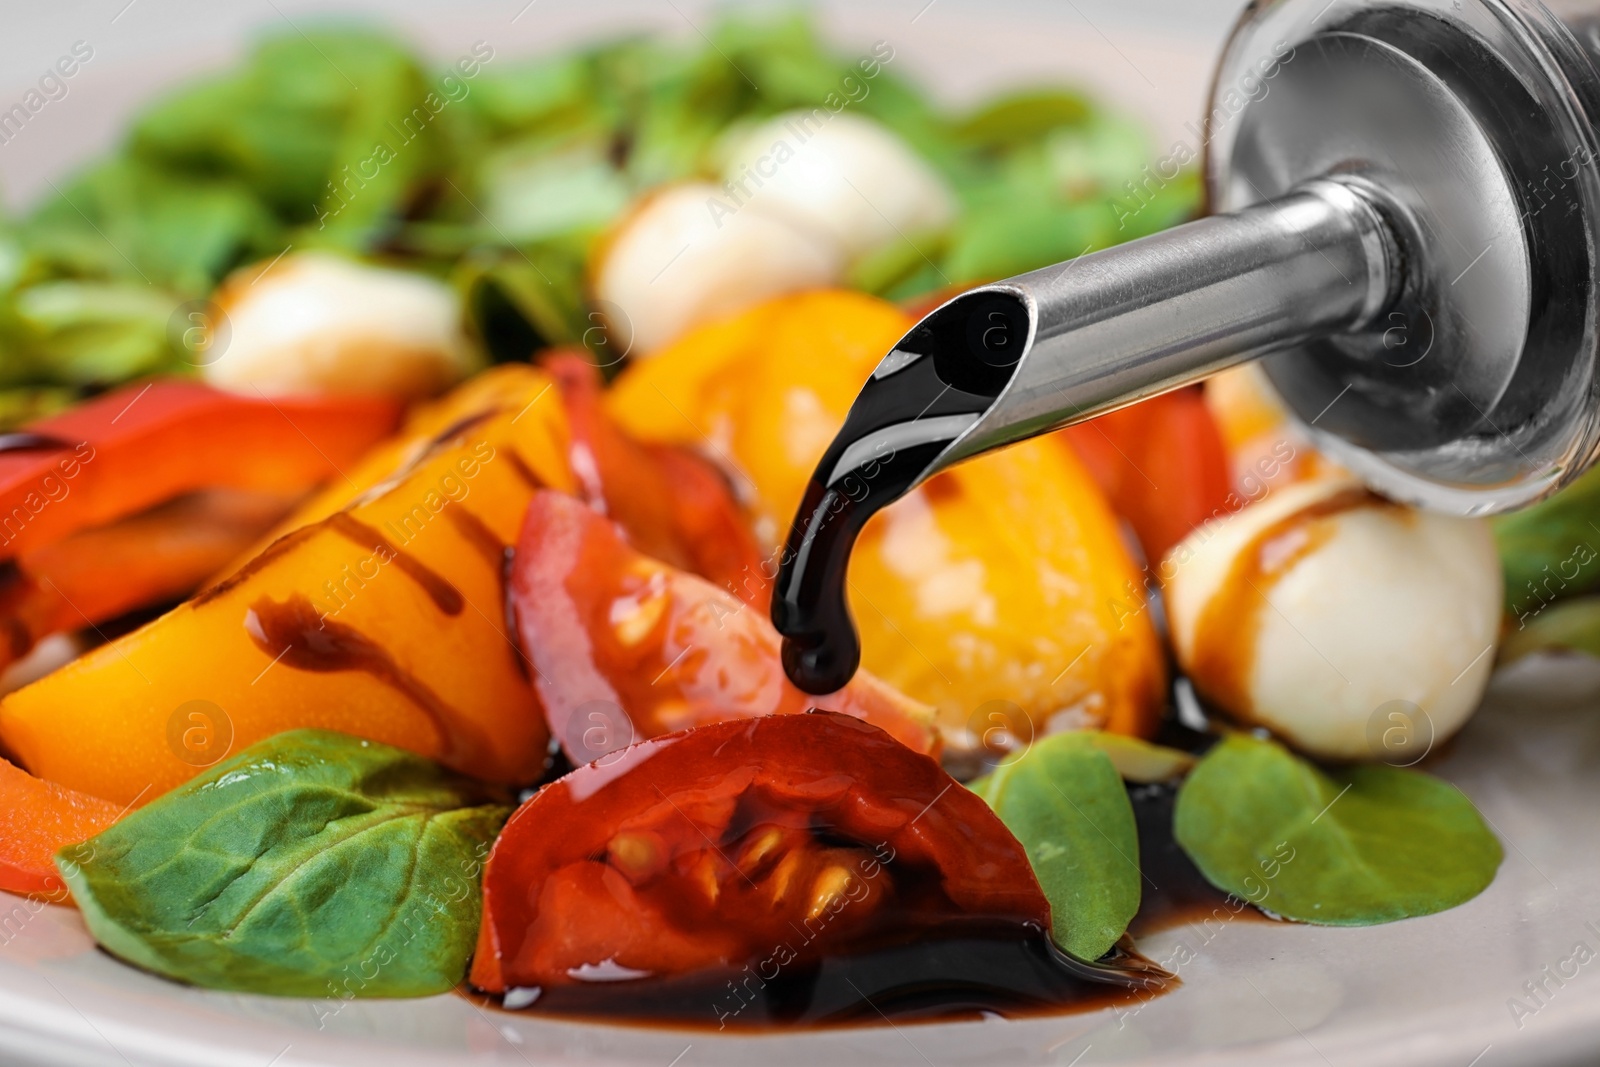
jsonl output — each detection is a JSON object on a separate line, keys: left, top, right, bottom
{"left": 0, "top": 9, "right": 1566, "bottom": 1032}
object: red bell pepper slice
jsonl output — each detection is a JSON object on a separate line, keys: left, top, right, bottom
{"left": 509, "top": 491, "right": 936, "bottom": 763}
{"left": 0, "top": 756, "right": 120, "bottom": 901}
{"left": 546, "top": 353, "right": 769, "bottom": 608}
{"left": 470, "top": 711, "right": 1046, "bottom": 994}
{"left": 1060, "top": 385, "right": 1231, "bottom": 562}
{"left": 0, "top": 379, "right": 401, "bottom": 561}
{"left": 0, "top": 490, "right": 300, "bottom": 668}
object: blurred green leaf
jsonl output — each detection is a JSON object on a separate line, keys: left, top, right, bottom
{"left": 848, "top": 229, "right": 949, "bottom": 297}
{"left": 1501, "top": 595, "right": 1600, "bottom": 663}
{"left": 478, "top": 139, "right": 631, "bottom": 244}
{"left": 1495, "top": 464, "right": 1600, "bottom": 620}
{"left": 133, "top": 30, "right": 443, "bottom": 227}
{"left": 946, "top": 197, "right": 1116, "bottom": 285}
{"left": 462, "top": 51, "right": 598, "bottom": 139}
{"left": 950, "top": 89, "right": 1094, "bottom": 151}
{"left": 12, "top": 280, "right": 183, "bottom": 384}
{"left": 0, "top": 386, "right": 77, "bottom": 429}
{"left": 24, "top": 158, "right": 281, "bottom": 294}
{"left": 455, "top": 244, "right": 587, "bottom": 362}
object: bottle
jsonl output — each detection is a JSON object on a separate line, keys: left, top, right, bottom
{"left": 774, "top": 0, "right": 1600, "bottom": 693}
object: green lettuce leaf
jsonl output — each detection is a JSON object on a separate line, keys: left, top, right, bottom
{"left": 1174, "top": 734, "right": 1501, "bottom": 925}
{"left": 59, "top": 729, "right": 509, "bottom": 997}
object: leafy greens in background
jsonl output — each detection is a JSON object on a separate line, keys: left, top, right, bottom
{"left": 1494, "top": 463, "right": 1600, "bottom": 621}
{"left": 1173, "top": 734, "right": 1502, "bottom": 925}
{"left": 59, "top": 730, "right": 509, "bottom": 997}
{"left": 0, "top": 13, "right": 1197, "bottom": 423}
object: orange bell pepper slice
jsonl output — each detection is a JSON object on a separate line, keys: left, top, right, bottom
{"left": 0, "top": 756, "right": 120, "bottom": 901}
{"left": 0, "top": 380, "right": 401, "bottom": 561}
{"left": 0, "top": 367, "right": 571, "bottom": 806}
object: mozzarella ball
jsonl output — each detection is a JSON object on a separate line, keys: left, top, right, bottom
{"left": 592, "top": 183, "right": 842, "bottom": 357}
{"left": 206, "top": 252, "right": 474, "bottom": 399}
{"left": 719, "top": 111, "right": 955, "bottom": 261}
{"left": 1163, "top": 477, "right": 1502, "bottom": 761}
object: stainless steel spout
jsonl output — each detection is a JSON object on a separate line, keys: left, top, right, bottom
{"left": 939, "top": 178, "right": 1399, "bottom": 471}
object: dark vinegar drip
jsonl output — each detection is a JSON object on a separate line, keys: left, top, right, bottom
{"left": 244, "top": 593, "right": 476, "bottom": 758}
{"left": 773, "top": 291, "right": 1032, "bottom": 694}
{"left": 326, "top": 512, "right": 464, "bottom": 616}
{"left": 470, "top": 918, "right": 1167, "bottom": 1031}
{"left": 1125, "top": 781, "right": 1269, "bottom": 936}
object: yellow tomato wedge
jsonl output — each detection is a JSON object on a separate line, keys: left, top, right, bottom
{"left": 608, "top": 291, "right": 1165, "bottom": 743}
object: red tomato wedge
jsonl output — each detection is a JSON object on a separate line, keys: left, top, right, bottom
{"left": 509, "top": 491, "right": 937, "bottom": 762}
{"left": 1059, "top": 385, "right": 1231, "bottom": 561}
{"left": 470, "top": 711, "right": 1048, "bottom": 994}
{"left": 0, "top": 756, "right": 120, "bottom": 901}
{"left": 546, "top": 353, "right": 769, "bottom": 608}
{"left": 0, "top": 379, "right": 401, "bottom": 561}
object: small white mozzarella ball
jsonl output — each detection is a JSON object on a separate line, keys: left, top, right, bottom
{"left": 592, "top": 183, "right": 843, "bottom": 357}
{"left": 719, "top": 111, "right": 955, "bottom": 261}
{"left": 206, "top": 252, "right": 474, "bottom": 399}
{"left": 1164, "top": 477, "right": 1502, "bottom": 761}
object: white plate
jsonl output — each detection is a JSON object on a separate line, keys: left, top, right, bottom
{"left": 3, "top": 4, "right": 1599, "bottom": 1065}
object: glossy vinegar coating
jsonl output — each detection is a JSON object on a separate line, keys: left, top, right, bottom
{"left": 772, "top": 292, "right": 1029, "bottom": 694}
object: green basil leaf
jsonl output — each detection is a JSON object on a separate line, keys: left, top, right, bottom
{"left": 59, "top": 729, "right": 509, "bottom": 997}
{"left": 1174, "top": 734, "right": 1502, "bottom": 925}
{"left": 980, "top": 733, "right": 1142, "bottom": 960}
{"left": 132, "top": 29, "right": 437, "bottom": 226}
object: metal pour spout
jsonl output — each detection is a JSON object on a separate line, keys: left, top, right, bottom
{"left": 930, "top": 178, "right": 1399, "bottom": 479}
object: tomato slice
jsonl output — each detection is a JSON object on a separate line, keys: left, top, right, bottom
{"left": 470, "top": 711, "right": 1048, "bottom": 996}
{"left": 0, "top": 756, "right": 120, "bottom": 901}
{"left": 1060, "top": 385, "right": 1231, "bottom": 561}
{"left": 510, "top": 491, "right": 936, "bottom": 762}
{"left": 546, "top": 353, "right": 769, "bottom": 608}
